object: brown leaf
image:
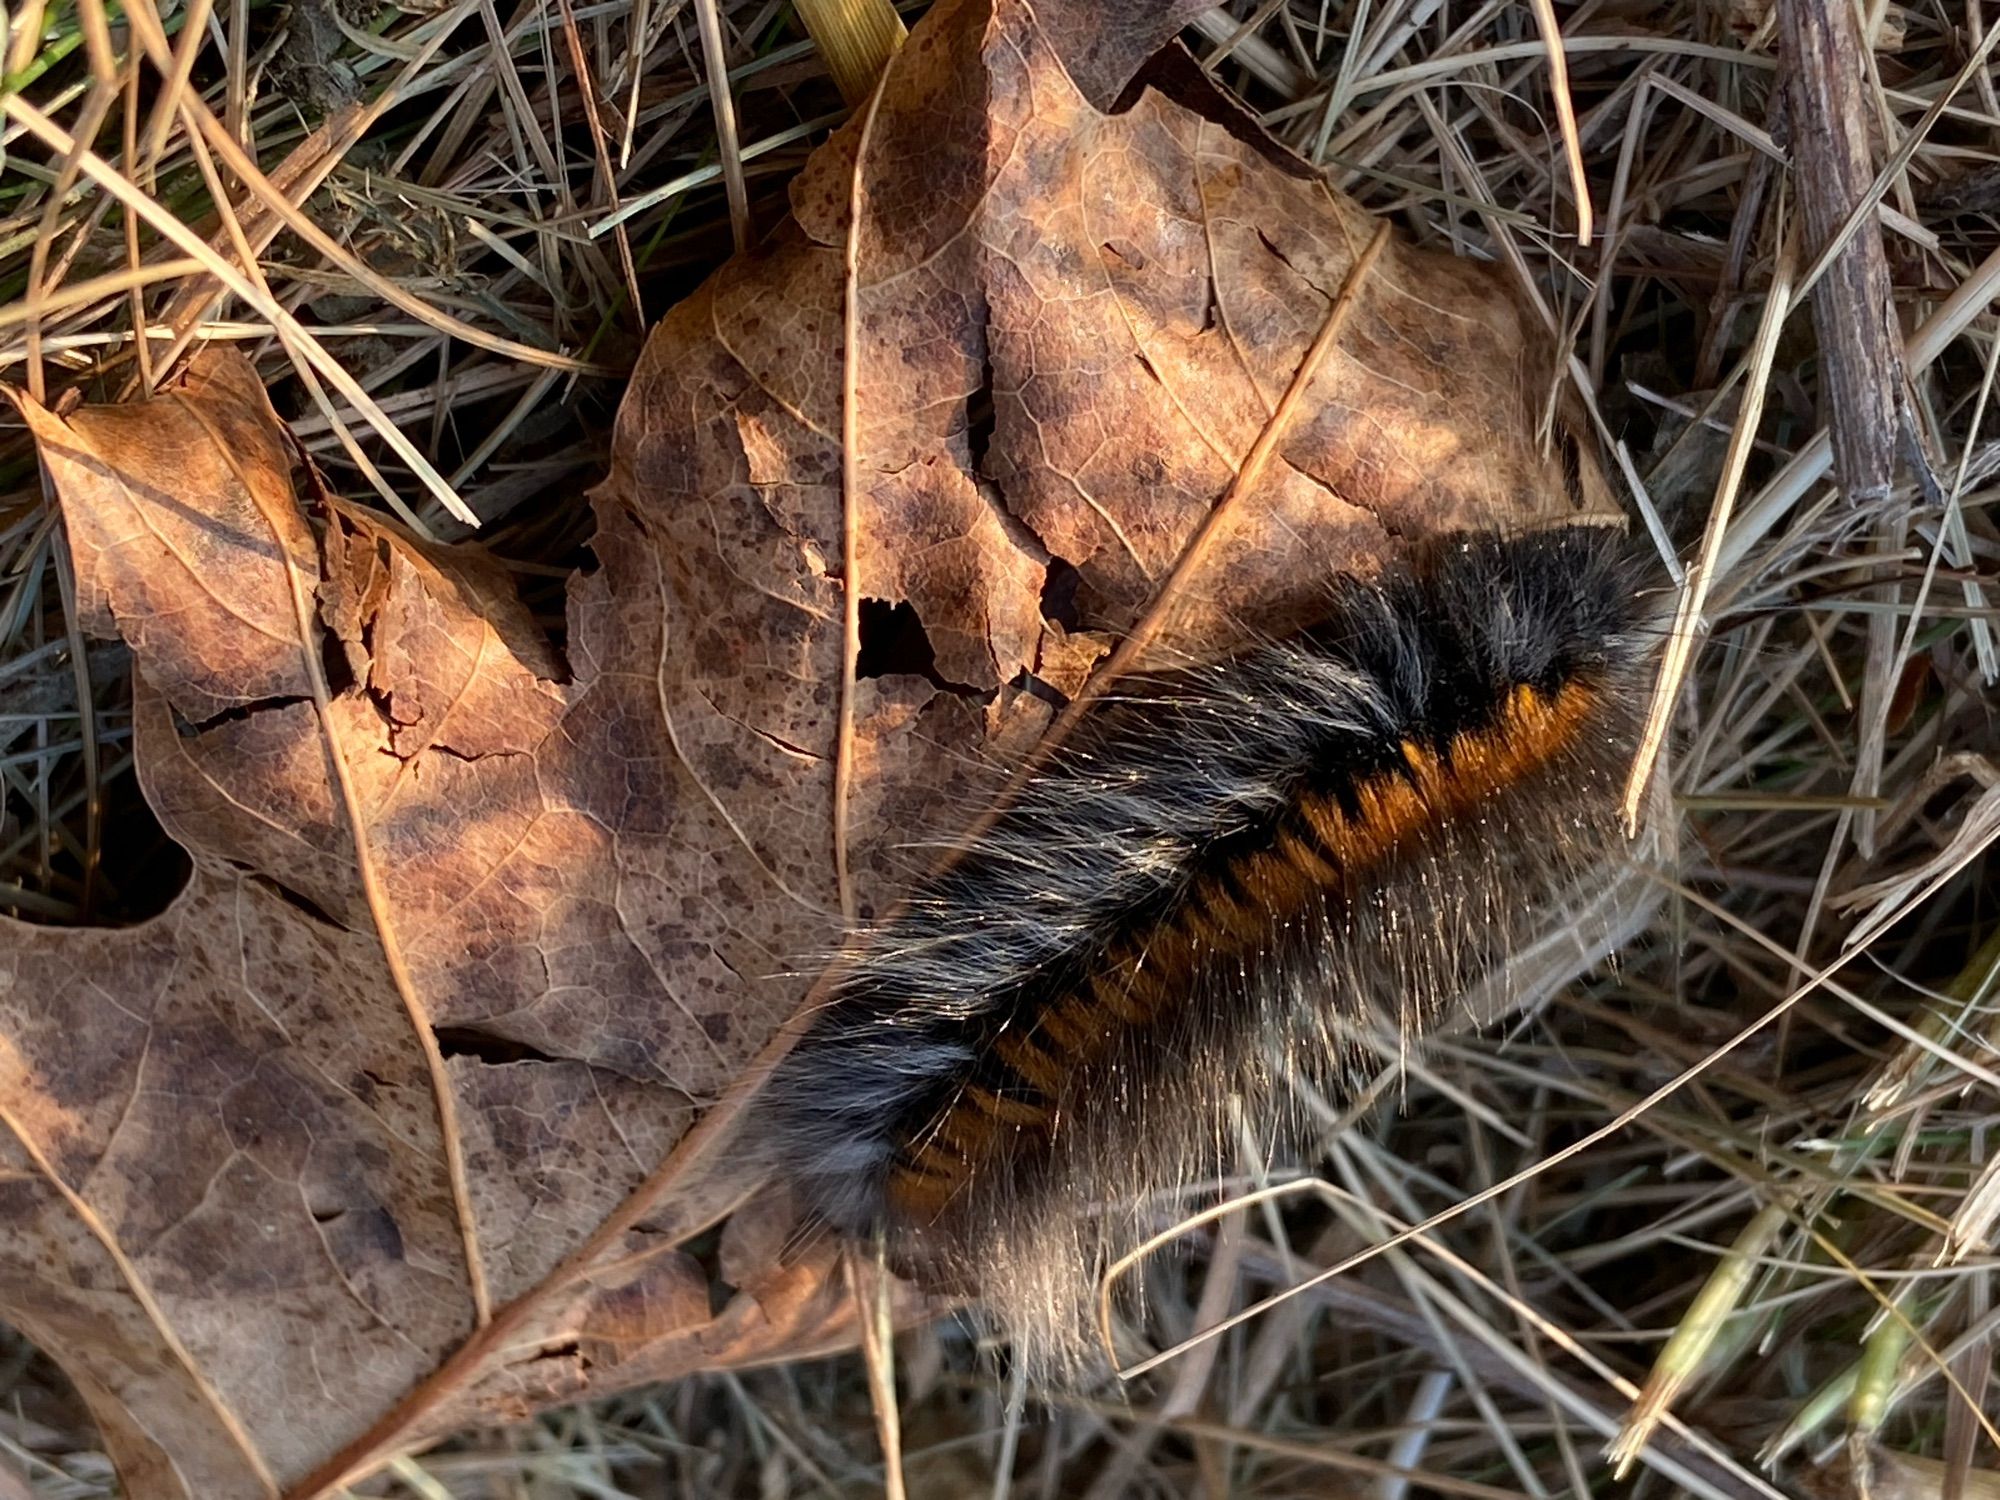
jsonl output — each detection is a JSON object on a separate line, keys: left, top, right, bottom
{"left": 1, "top": 0, "right": 1613, "bottom": 1493}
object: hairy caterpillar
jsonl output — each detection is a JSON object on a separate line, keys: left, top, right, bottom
{"left": 764, "top": 525, "right": 1655, "bottom": 1373}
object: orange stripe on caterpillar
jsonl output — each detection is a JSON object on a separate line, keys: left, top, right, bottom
{"left": 965, "top": 1085, "right": 1049, "bottom": 1127}
{"left": 1275, "top": 826, "right": 1339, "bottom": 883}
{"left": 1300, "top": 681, "right": 1595, "bottom": 871}
{"left": 889, "top": 1085, "right": 1057, "bottom": 1219}
{"left": 1233, "top": 847, "right": 1317, "bottom": 911}
{"left": 1035, "top": 995, "right": 1101, "bottom": 1053}
{"left": 1176, "top": 895, "right": 1243, "bottom": 952}
{"left": 935, "top": 1101, "right": 1004, "bottom": 1158}
{"left": 886, "top": 1109, "right": 996, "bottom": 1208}
{"left": 1194, "top": 873, "right": 1268, "bottom": 943}
{"left": 1084, "top": 967, "right": 1159, "bottom": 1025}
{"left": 993, "top": 1027, "right": 1071, "bottom": 1094}
{"left": 887, "top": 1159, "right": 965, "bottom": 1218}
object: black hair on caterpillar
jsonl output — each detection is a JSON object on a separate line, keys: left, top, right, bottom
{"left": 763, "top": 524, "right": 1656, "bottom": 1375}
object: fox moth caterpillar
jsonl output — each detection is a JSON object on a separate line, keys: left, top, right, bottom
{"left": 764, "top": 524, "right": 1654, "bottom": 1373}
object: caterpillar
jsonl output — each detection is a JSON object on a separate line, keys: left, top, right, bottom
{"left": 763, "top": 524, "right": 1656, "bottom": 1375}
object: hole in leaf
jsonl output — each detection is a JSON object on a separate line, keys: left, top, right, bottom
{"left": 855, "top": 598, "right": 940, "bottom": 681}
{"left": 1040, "top": 558, "right": 1083, "bottom": 631}
{"left": 434, "top": 1025, "right": 559, "bottom": 1066}
{"left": 320, "top": 624, "right": 356, "bottom": 698}
{"left": 966, "top": 339, "right": 998, "bottom": 482}
{"left": 676, "top": 1221, "right": 738, "bottom": 1316}
{"left": 490, "top": 540, "right": 591, "bottom": 687}
{"left": 172, "top": 696, "right": 313, "bottom": 737}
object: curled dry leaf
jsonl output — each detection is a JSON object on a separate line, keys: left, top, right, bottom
{"left": 0, "top": 0, "right": 1614, "bottom": 1493}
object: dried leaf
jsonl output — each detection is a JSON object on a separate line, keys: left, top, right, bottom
{"left": 3, "top": 350, "right": 853, "bottom": 1494}
{"left": 0, "top": 0, "right": 1613, "bottom": 1492}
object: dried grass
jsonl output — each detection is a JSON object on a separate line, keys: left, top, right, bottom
{"left": 5, "top": 0, "right": 2000, "bottom": 1496}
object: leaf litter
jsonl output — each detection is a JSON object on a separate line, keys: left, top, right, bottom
{"left": 5, "top": 0, "right": 2000, "bottom": 1497}
{"left": 0, "top": 0, "right": 1629, "bottom": 1490}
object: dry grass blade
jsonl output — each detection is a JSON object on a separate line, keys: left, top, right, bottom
{"left": 120, "top": 58, "right": 605, "bottom": 376}
{"left": 833, "top": 60, "right": 896, "bottom": 922}
{"left": 793, "top": 0, "right": 908, "bottom": 106}
{"left": 849, "top": 1243, "right": 908, "bottom": 1500}
{"left": 1104, "top": 1179, "right": 1784, "bottom": 1500}
{"left": 693, "top": 0, "right": 752, "bottom": 252}
{"left": 1608, "top": 1198, "right": 1791, "bottom": 1476}
{"left": 552, "top": 0, "right": 642, "bottom": 322}
{"left": 1717, "top": 239, "right": 2000, "bottom": 584}
{"left": 20, "top": 0, "right": 117, "bottom": 405}
{"left": 2, "top": 98, "right": 482, "bottom": 526}
{"left": 1524, "top": 0, "right": 1591, "bottom": 243}
{"left": 1623, "top": 234, "right": 1796, "bottom": 832}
